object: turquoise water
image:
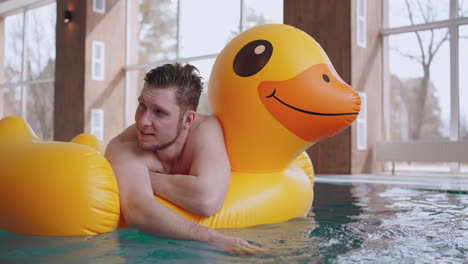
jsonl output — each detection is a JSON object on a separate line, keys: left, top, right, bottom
{"left": 1, "top": 179, "right": 467, "bottom": 263}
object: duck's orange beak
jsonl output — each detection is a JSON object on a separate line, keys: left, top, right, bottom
{"left": 258, "top": 63, "right": 361, "bottom": 142}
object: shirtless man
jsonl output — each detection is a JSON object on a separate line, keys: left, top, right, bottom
{"left": 105, "top": 63, "right": 262, "bottom": 255}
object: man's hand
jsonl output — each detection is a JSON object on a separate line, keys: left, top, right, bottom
{"left": 149, "top": 172, "right": 223, "bottom": 216}
{"left": 205, "top": 229, "right": 269, "bottom": 256}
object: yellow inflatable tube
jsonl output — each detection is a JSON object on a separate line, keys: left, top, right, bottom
{"left": 153, "top": 152, "right": 314, "bottom": 228}
{"left": 0, "top": 24, "right": 360, "bottom": 236}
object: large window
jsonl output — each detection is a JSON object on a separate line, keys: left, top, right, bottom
{"left": 125, "top": 0, "right": 283, "bottom": 125}
{"left": 383, "top": 0, "right": 468, "bottom": 173}
{"left": 388, "top": 28, "right": 450, "bottom": 142}
{"left": 0, "top": 1, "right": 56, "bottom": 140}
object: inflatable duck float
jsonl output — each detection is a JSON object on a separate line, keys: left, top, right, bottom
{"left": 0, "top": 115, "right": 119, "bottom": 236}
{"left": 0, "top": 24, "right": 360, "bottom": 236}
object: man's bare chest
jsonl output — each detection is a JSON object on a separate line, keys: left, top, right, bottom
{"left": 146, "top": 151, "right": 192, "bottom": 175}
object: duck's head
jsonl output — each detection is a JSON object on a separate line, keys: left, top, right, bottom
{"left": 208, "top": 24, "right": 360, "bottom": 172}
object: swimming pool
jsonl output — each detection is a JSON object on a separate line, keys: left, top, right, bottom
{"left": 1, "top": 175, "right": 467, "bottom": 263}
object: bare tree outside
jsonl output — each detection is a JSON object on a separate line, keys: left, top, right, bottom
{"left": 1, "top": 13, "right": 23, "bottom": 118}
{"left": 390, "top": 75, "right": 443, "bottom": 141}
{"left": 137, "top": 0, "right": 177, "bottom": 63}
{"left": 390, "top": 0, "right": 467, "bottom": 141}
{"left": 131, "top": 0, "right": 177, "bottom": 96}
{"left": 1, "top": 3, "right": 55, "bottom": 140}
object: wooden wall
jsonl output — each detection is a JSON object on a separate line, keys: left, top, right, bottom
{"left": 55, "top": 0, "right": 86, "bottom": 141}
{"left": 54, "top": 0, "right": 125, "bottom": 143}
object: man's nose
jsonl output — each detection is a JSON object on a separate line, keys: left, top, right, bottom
{"left": 138, "top": 110, "right": 152, "bottom": 128}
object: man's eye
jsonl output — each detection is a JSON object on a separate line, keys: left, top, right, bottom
{"left": 154, "top": 109, "right": 163, "bottom": 115}
{"left": 138, "top": 103, "right": 146, "bottom": 109}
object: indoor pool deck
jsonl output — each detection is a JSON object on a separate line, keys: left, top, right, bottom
{"left": 315, "top": 173, "right": 468, "bottom": 192}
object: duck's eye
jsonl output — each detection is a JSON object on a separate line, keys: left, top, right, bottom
{"left": 233, "top": 39, "right": 273, "bottom": 77}
{"left": 322, "top": 74, "right": 330, "bottom": 83}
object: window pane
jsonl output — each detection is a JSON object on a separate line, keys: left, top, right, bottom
{"left": 136, "top": 0, "right": 178, "bottom": 63}
{"left": 388, "top": 0, "right": 449, "bottom": 28}
{"left": 186, "top": 58, "right": 216, "bottom": 115}
{"left": 243, "top": 0, "right": 283, "bottom": 30}
{"left": 25, "top": 82, "right": 54, "bottom": 141}
{"left": 0, "top": 85, "right": 22, "bottom": 118}
{"left": 126, "top": 69, "right": 148, "bottom": 104}
{"left": 187, "top": 58, "right": 215, "bottom": 90}
{"left": 388, "top": 28, "right": 450, "bottom": 142}
{"left": 460, "top": 0, "right": 468, "bottom": 17}
{"left": 461, "top": 163, "right": 468, "bottom": 173}
{"left": 25, "top": 3, "right": 56, "bottom": 81}
{"left": 124, "top": 69, "right": 146, "bottom": 127}
{"left": 2, "top": 12, "right": 24, "bottom": 85}
{"left": 179, "top": 0, "right": 240, "bottom": 58}
{"left": 460, "top": 25, "right": 468, "bottom": 140}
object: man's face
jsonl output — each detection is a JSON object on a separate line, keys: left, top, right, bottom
{"left": 135, "top": 86, "right": 184, "bottom": 151}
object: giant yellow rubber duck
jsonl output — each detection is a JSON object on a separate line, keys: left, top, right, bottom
{"left": 0, "top": 24, "right": 360, "bottom": 236}
{"left": 159, "top": 24, "right": 360, "bottom": 228}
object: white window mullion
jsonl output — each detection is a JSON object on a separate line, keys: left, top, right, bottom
{"left": 240, "top": 0, "right": 245, "bottom": 32}
{"left": 450, "top": 0, "right": 460, "bottom": 172}
{"left": 176, "top": 0, "right": 180, "bottom": 59}
{"left": 125, "top": 0, "right": 131, "bottom": 127}
{"left": 382, "top": 17, "right": 468, "bottom": 35}
{"left": 20, "top": 7, "right": 28, "bottom": 119}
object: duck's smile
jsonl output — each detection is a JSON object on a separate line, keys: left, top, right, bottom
{"left": 258, "top": 63, "right": 361, "bottom": 142}
{"left": 266, "top": 89, "right": 359, "bottom": 117}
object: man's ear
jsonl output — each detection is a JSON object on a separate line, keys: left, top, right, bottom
{"left": 182, "top": 110, "right": 196, "bottom": 129}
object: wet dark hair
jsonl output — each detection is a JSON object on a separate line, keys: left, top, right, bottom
{"left": 143, "top": 63, "right": 204, "bottom": 112}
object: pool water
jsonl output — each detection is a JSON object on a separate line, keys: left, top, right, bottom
{"left": 1, "top": 177, "right": 467, "bottom": 263}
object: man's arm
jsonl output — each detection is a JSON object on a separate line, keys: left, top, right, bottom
{"left": 149, "top": 117, "right": 231, "bottom": 217}
{"left": 105, "top": 140, "right": 204, "bottom": 240}
{"left": 104, "top": 139, "right": 262, "bottom": 254}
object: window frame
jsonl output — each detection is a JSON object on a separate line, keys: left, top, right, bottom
{"left": 0, "top": 0, "right": 56, "bottom": 121}
{"left": 382, "top": 0, "right": 468, "bottom": 173}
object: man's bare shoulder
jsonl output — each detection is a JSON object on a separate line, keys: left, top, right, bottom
{"left": 105, "top": 125, "right": 149, "bottom": 163}
{"left": 186, "top": 114, "right": 225, "bottom": 152}
{"left": 190, "top": 114, "right": 223, "bottom": 135}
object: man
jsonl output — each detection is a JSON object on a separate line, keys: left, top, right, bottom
{"left": 105, "top": 63, "right": 264, "bottom": 255}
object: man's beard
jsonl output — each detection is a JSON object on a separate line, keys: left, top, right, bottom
{"left": 151, "top": 118, "right": 183, "bottom": 151}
